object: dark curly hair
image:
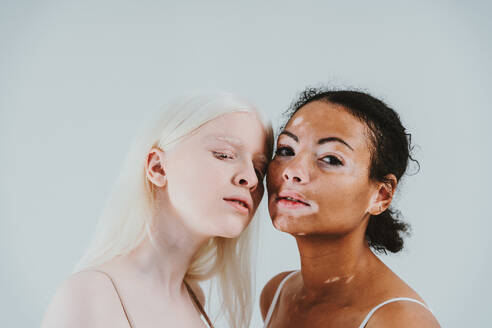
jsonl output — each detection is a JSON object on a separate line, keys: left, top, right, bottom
{"left": 283, "top": 87, "right": 418, "bottom": 253}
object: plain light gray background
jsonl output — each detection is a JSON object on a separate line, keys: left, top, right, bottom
{"left": 1, "top": 1, "right": 491, "bottom": 327}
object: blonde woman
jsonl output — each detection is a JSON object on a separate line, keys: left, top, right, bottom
{"left": 42, "top": 93, "right": 273, "bottom": 328}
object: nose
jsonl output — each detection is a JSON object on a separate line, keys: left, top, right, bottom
{"left": 282, "top": 155, "right": 309, "bottom": 184}
{"left": 233, "top": 162, "right": 259, "bottom": 192}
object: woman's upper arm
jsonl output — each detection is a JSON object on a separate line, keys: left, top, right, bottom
{"left": 41, "top": 273, "right": 96, "bottom": 328}
{"left": 41, "top": 271, "right": 119, "bottom": 328}
{"left": 259, "top": 271, "right": 293, "bottom": 321}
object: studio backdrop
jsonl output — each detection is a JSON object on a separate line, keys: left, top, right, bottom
{"left": 1, "top": 1, "right": 491, "bottom": 327}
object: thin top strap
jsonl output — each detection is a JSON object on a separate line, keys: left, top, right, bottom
{"left": 184, "top": 280, "right": 214, "bottom": 328}
{"left": 263, "top": 270, "right": 299, "bottom": 328}
{"left": 90, "top": 270, "right": 134, "bottom": 328}
{"left": 357, "top": 297, "right": 432, "bottom": 328}
{"left": 88, "top": 271, "right": 213, "bottom": 328}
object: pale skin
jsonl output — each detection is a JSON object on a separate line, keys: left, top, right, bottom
{"left": 42, "top": 111, "right": 271, "bottom": 328}
{"left": 260, "top": 101, "right": 440, "bottom": 327}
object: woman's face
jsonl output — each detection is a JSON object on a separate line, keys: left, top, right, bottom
{"left": 267, "top": 101, "right": 380, "bottom": 236}
{"left": 159, "top": 112, "right": 271, "bottom": 238}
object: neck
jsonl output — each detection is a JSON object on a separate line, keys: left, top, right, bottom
{"left": 295, "top": 226, "right": 379, "bottom": 306}
{"left": 123, "top": 196, "right": 209, "bottom": 298}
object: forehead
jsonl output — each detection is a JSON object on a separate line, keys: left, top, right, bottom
{"left": 193, "top": 111, "right": 269, "bottom": 151}
{"left": 197, "top": 111, "right": 262, "bottom": 136}
{"left": 285, "top": 101, "right": 369, "bottom": 147}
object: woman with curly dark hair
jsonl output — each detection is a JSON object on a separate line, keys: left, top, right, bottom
{"left": 260, "top": 88, "right": 440, "bottom": 327}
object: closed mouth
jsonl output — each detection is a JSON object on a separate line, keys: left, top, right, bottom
{"left": 276, "top": 195, "right": 310, "bottom": 206}
{"left": 223, "top": 198, "right": 250, "bottom": 211}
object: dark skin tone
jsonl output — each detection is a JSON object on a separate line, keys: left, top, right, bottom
{"left": 260, "top": 101, "right": 440, "bottom": 327}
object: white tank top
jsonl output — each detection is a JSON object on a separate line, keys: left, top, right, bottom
{"left": 263, "top": 270, "right": 433, "bottom": 328}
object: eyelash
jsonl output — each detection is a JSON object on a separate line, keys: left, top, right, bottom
{"left": 275, "top": 145, "right": 344, "bottom": 167}
{"left": 213, "top": 151, "right": 266, "bottom": 179}
{"left": 275, "top": 146, "right": 295, "bottom": 157}
{"left": 320, "top": 155, "right": 343, "bottom": 166}
{"left": 212, "top": 151, "right": 235, "bottom": 160}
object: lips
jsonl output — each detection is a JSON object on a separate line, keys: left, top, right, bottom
{"left": 276, "top": 190, "right": 310, "bottom": 206}
{"left": 223, "top": 196, "right": 252, "bottom": 214}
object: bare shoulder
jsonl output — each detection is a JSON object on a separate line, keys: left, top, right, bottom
{"left": 260, "top": 271, "right": 296, "bottom": 320}
{"left": 41, "top": 271, "right": 125, "bottom": 328}
{"left": 187, "top": 279, "right": 206, "bottom": 306}
{"left": 366, "top": 300, "right": 441, "bottom": 328}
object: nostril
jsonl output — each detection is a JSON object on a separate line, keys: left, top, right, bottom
{"left": 293, "top": 176, "right": 301, "bottom": 182}
{"left": 239, "top": 178, "right": 248, "bottom": 185}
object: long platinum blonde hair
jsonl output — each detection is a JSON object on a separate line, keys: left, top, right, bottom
{"left": 75, "top": 92, "right": 272, "bottom": 328}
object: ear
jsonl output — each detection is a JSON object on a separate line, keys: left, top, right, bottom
{"left": 368, "top": 174, "right": 397, "bottom": 215}
{"left": 145, "top": 147, "right": 167, "bottom": 188}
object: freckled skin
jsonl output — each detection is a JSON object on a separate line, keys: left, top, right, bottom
{"left": 260, "top": 102, "right": 440, "bottom": 328}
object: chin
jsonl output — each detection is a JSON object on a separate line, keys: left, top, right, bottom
{"left": 216, "top": 215, "right": 249, "bottom": 238}
{"left": 271, "top": 213, "right": 307, "bottom": 234}
{"left": 271, "top": 214, "right": 292, "bottom": 232}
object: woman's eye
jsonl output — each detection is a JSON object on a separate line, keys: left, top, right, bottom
{"left": 212, "top": 151, "right": 234, "bottom": 160}
{"left": 320, "top": 155, "right": 343, "bottom": 166}
{"left": 275, "top": 146, "right": 294, "bottom": 157}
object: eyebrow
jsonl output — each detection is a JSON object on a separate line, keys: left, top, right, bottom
{"left": 279, "top": 131, "right": 298, "bottom": 142}
{"left": 279, "top": 130, "right": 354, "bottom": 151}
{"left": 318, "top": 137, "right": 354, "bottom": 151}
{"left": 212, "top": 136, "right": 268, "bottom": 161}
{"left": 213, "top": 136, "right": 243, "bottom": 146}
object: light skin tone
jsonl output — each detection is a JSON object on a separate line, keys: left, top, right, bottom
{"left": 260, "top": 101, "right": 440, "bottom": 327}
{"left": 42, "top": 111, "right": 271, "bottom": 328}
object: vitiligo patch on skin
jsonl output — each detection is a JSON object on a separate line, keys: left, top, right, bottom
{"left": 291, "top": 116, "right": 304, "bottom": 127}
{"left": 310, "top": 201, "right": 319, "bottom": 213}
{"left": 324, "top": 276, "right": 341, "bottom": 284}
{"left": 323, "top": 275, "right": 354, "bottom": 284}
{"left": 272, "top": 195, "right": 320, "bottom": 219}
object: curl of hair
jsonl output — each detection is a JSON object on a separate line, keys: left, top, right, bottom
{"left": 366, "top": 208, "right": 409, "bottom": 254}
{"left": 286, "top": 87, "right": 417, "bottom": 253}
{"left": 75, "top": 92, "right": 273, "bottom": 328}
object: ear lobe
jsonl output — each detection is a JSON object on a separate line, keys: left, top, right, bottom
{"left": 146, "top": 148, "right": 167, "bottom": 188}
{"left": 369, "top": 174, "right": 397, "bottom": 215}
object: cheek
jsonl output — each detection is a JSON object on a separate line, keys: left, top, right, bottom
{"left": 167, "top": 157, "right": 225, "bottom": 211}
{"left": 192, "top": 163, "right": 229, "bottom": 204}
{"left": 315, "top": 177, "right": 373, "bottom": 223}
